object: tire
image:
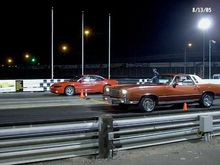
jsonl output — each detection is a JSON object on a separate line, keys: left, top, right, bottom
{"left": 139, "top": 96, "right": 156, "bottom": 112}
{"left": 200, "top": 93, "right": 214, "bottom": 108}
{"left": 64, "top": 86, "right": 75, "bottom": 96}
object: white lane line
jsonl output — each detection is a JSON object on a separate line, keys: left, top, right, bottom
{"left": 0, "top": 98, "right": 105, "bottom": 110}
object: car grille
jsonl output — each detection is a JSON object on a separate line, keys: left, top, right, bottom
{"left": 109, "top": 89, "right": 121, "bottom": 97}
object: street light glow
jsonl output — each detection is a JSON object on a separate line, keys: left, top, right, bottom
{"left": 188, "top": 43, "right": 192, "bottom": 47}
{"left": 84, "top": 30, "right": 90, "bottom": 36}
{"left": 62, "top": 45, "right": 67, "bottom": 51}
{"left": 198, "top": 17, "right": 212, "bottom": 31}
{"left": 7, "top": 58, "right": 13, "bottom": 64}
{"left": 60, "top": 44, "right": 69, "bottom": 53}
{"left": 8, "top": 59, "right": 12, "bottom": 63}
{"left": 25, "top": 54, "right": 30, "bottom": 59}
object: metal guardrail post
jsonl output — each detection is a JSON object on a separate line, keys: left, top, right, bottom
{"left": 98, "top": 114, "right": 113, "bottom": 159}
{"left": 199, "top": 115, "right": 213, "bottom": 142}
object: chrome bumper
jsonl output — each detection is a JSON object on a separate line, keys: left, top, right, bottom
{"left": 103, "top": 96, "right": 138, "bottom": 105}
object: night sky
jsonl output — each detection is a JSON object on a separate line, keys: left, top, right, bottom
{"left": 0, "top": 0, "right": 219, "bottom": 65}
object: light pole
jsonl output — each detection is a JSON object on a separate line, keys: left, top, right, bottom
{"left": 184, "top": 43, "right": 192, "bottom": 74}
{"left": 209, "top": 40, "right": 216, "bottom": 79}
{"left": 82, "top": 11, "right": 84, "bottom": 75}
{"left": 108, "top": 13, "right": 111, "bottom": 79}
{"left": 51, "top": 6, "right": 54, "bottom": 79}
{"left": 198, "top": 17, "right": 212, "bottom": 78}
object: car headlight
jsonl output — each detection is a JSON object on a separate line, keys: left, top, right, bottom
{"left": 121, "top": 89, "right": 127, "bottom": 95}
{"left": 105, "top": 87, "right": 110, "bottom": 92}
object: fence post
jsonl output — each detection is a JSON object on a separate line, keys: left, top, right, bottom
{"left": 98, "top": 114, "right": 113, "bottom": 159}
{"left": 199, "top": 115, "right": 213, "bottom": 142}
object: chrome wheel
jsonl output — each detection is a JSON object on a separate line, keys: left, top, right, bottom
{"left": 139, "top": 97, "right": 156, "bottom": 112}
{"left": 200, "top": 93, "right": 213, "bottom": 108}
{"left": 65, "top": 86, "right": 75, "bottom": 96}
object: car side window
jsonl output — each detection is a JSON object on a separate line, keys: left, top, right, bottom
{"left": 90, "top": 76, "right": 104, "bottom": 81}
{"left": 173, "top": 76, "right": 182, "bottom": 85}
{"left": 89, "top": 76, "right": 96, "bottom": 82}
{"left": 192, "top": 76, "right": 198, "bottom": 83}
{"left": 81, "top": 76, "right": 90, "bottom": 82}
{"left": 182, "top": 76, "right": 194, "bottom": 86}
{"left": 95, "top": 76, "right": 104, "bottom": 81}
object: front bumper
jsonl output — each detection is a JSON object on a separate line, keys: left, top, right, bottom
{"left": 103, "top": 96, "right": 138, "bottom": 105}
{"left": 50, "top": 87, "right": 63, "bottom": 94}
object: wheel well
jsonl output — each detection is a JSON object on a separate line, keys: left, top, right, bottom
{"left": 104, "top": 84, "right": 110, "bottom": 87}
{"left": 139, "top": 95, "right": 159, "bottom": 104}
{"left": 202, "top": 91, "right": 215, "bottom": 98}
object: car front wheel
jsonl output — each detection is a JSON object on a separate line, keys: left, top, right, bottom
{"left": 200, "top": 93, "right": 214, "bottom": 108}
{"left": 103, "top": 85, "right": 110, "bottom": 93}
{"left": 64, "top": 86, "right": 75, "bottom": 96}
{"left": 139, "top": 96, "right": 156, "bottom": 112}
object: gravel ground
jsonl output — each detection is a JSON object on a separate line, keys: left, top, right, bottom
{"left": 29, "top": 136, "right": 220, "bottom": 165}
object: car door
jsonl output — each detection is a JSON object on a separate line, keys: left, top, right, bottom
{"left": 89, "top": 75, "right": 105, "bottom": 92}
{"left": 93, "top": 75, "right": 105, "bottom": 92}
{"left": 161, "top": 76, "right": 201, "bottom": 102}
{"left": 79, "top": 76, "right": 94, "bottom": 92}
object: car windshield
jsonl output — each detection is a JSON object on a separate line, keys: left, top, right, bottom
{"left": 70, "top": 75, "right": 83, "bottom": 81}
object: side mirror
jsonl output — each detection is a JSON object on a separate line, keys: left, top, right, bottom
{"left": 172, "top": 82, "right": 178, "bottom": 88}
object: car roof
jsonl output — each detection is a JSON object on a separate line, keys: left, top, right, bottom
{"left": 82, "top": 74, "right": 104, "bottom": 77}
{"left": 80, "top": 75, "right": 106, "bottom": 79}
{"left": 160, "top": 73, "right": 197, "bottom": 77}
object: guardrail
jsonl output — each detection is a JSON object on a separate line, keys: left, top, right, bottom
{"left": 109, "top": 111, "right": 220, "bottom": 157}
{"left": 0, "top": 112, "right": 220, "bottom": 164}
{"left": 0, "top": 119, "right": 99, "bottom": 165}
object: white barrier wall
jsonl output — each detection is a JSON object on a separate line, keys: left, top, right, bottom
{"left": 23, "top": 80, "right": 45, "bottom": 92}
{"left": 0, "top": 79, "right": 67, "bottom": 93}
{"left": 0, "top": 80, "right": 16, "bottom": 93}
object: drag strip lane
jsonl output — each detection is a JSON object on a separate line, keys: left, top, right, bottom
{"left": 0, "top": 93, "right": 106, "bottom": 110}
{"left": 0, "top": 92, "right": 220, "bottom": 125}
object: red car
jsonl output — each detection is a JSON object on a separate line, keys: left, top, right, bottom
{"left": 50, "top": 75, "right": 118, "bottom": 96}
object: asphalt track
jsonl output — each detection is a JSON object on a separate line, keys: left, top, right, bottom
{"left": 0, "top": 92, "right": 220, "bottom": 125}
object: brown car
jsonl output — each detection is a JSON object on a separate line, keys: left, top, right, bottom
{"left": 103, "top": 74, "right": 220, "bottom": 112}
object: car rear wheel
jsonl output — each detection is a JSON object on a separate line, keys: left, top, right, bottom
{"left": 139, "top": 96, "right": 156, "bottom": 112}
{"left": 200, "top": 93, "right": 214, "bottom": 108}
{"left": 65, "top": 86, "right": 75, "bottom": 96}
